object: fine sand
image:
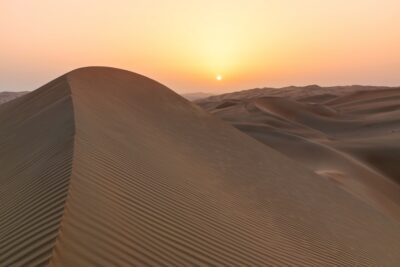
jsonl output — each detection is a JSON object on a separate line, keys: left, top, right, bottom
{"left": 2, "top": 68, "right": 400, "bottom": 266}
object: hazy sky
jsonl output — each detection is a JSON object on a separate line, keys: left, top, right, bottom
{"left": 1, "top": 0, "right": 400, "bottom": 93}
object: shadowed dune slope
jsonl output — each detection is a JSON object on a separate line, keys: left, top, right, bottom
{"left": 0, "top": 78, "right": 74, "bottom": 266}
{"left": 2, "top": 68, "right": 400, "bottom": 266}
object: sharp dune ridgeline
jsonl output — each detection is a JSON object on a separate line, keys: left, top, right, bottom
{"left": 1, "top": 67, "right": 400, "bottom": 266}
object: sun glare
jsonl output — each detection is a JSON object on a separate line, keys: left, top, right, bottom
{"left": 216, "top": 75, "right": 222, "bottom": 81}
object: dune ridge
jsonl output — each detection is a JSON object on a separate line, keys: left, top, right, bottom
{"left": 2, "top": 67, "right": 400, "bottom": 266}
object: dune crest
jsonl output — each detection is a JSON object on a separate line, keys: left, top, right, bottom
{"left": 2, "top": 67, "right": 400, "bottom": 266}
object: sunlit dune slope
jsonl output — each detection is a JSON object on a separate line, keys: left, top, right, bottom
{"left": 2, "top": 68, "right": 400, "bottom": 266}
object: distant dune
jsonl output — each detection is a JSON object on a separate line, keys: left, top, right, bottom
{"left": 0, "top": 91, "right": 28, "bottom": 104}
{"left": 2, "top": 68, "right": 400, "bottom": 266}
{"left": 181, "top": 92, "right": 213, "bottom": 101}
{"left": 199, "top": 85, "right": 398, "bottom": 102}
{"left": 197, "top": 85, "right": 400, "bottom": 222}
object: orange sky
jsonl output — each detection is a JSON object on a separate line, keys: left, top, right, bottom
{"left": 1, "top": 0, "right": 400, "bottom": 93}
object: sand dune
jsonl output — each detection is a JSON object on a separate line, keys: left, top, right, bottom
{"left": 201, "top": 85, "right": 398, "bottom": 103}
{"left": 0, "top": 91, "right": 29, "bottom": 105}
{"left": 197, "top": 86, "right": 400, "bottom": 222}
{"left": 2, "top": 68, "right": 400, "bottom": 266}
{"left": 181, "top": 92, "right": 213, "bottom": 101}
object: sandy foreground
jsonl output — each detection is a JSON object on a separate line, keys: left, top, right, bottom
{"left": 1, "top": 67, "right": 400, "bottom": 266}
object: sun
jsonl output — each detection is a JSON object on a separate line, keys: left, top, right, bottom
{"left": 216, "top": 74, "right": 222, "bottom": 81}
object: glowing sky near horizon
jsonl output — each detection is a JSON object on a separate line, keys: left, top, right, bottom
{"left": 1, "top": 0, "right": 400, "bottom": 93}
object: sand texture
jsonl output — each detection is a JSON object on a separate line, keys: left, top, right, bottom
{"left": 2, "top": 68, "right": 400, "bottom": 266}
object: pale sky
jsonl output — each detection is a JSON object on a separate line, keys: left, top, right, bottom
{"left": 1, "top": 0, "right": 400, "bottom": 93}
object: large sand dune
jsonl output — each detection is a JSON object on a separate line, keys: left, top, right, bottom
{"left": 2, "top": 68, "right": 400, "bottom": 266}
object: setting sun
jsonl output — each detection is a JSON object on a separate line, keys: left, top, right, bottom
{"left": 216, "top": 75, "right": 222, "bottom": 81}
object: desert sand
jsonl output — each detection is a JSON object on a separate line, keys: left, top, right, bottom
{"left": 197, "top": 85, "right": 400, "bottom": 223}
{"left": 2, "top": 68, "right": 400, "bottom": 266}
